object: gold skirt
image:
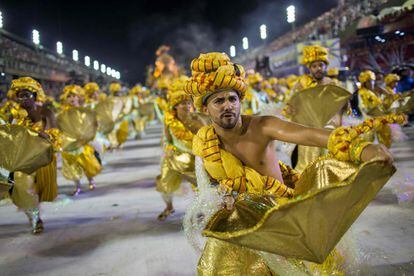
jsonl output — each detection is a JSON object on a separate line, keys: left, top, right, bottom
{"left": 294, "top": 145, "right": 325, "bottom": 173}
{"left": 116, "top": 120, "right": 129, "bottom": 145}
{"left": 35, "top": 154, "right": 58, "bottom": 202}
{"left": 198, "top": 238, "right": 273, "bottom": 276}
{"left": 156, "top": 150, "right": 195, "bottom": 195}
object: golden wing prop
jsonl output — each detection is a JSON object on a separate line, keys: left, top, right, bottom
{"left": 203, "top": 158, "right": 395, "bottom": 264}
{"left": 121, "top": 96, "right": 133, "bottom": 115}
{"left": 395, "top": 91, "right": 414, "bottom": 114}
{"left": 57, "top": 107, "right": 98, "bottom": 151}
{"left": 289, "top": 85, "right": 352, "bottom": 128}
{"left": 0, "top": 125, "right": 53, "bottom": 192}
{"left": 95, "top": 98, "right": 123, "bottom": 134}
{"left": 140, "top": 102, "right": 155, "bottom": 117}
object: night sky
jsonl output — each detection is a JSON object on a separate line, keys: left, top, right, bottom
{"left": 1, "top": 0, "right": 336, "bottom": 84}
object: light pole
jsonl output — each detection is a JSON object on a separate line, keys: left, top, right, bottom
{"left": 84, "top": 56, "right": 90, "bottom": 67}
{"left": 56, "top": 41, "right": 63, "bottom": 55}
{"left": 242, "top": 37, "right": 249, "bottom": 50}
{"left": 72, "top": 50, "right": 79, "bottom": 62}
{"left": 230, "top": 45, "right": 236, "bottom": 57}
{"left": 0, "top": 11, "right": 3, "bottom": 29}
{"left": 32, "top": 29, "right": 40, "bottom": 45}
{"left": 287, "top": 5, "right": 296, "bottom": 32}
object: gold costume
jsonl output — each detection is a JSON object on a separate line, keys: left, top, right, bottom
{"left": 59, "top": 85, "right": 102, "bottom": 183}
{"left": 358, "top": 71, "right": 393, "bottom": 148}
{"left": 183, "top": 52, "right": 400, "bottom": 275}
{"left": 156, "top": 77, "right": 196, "bottom": 195}
{"left": 4, "top": 78, "right": 59, "bottom": 210}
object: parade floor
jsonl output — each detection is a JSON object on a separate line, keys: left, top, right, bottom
{"left": 1, "top": 124, "right": 414, "bottom": 275}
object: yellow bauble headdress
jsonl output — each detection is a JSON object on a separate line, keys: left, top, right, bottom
{"left": 129, "top": 84, "right": 143, "bottom": 96}
{"left": 286, "top": 74, "right": 298, "bottom": 89}
{"left": 302, "top": 45, "right": 329, "bottom": 67}
{"left": 109, "top": 82, "right": 122, "bottom": 95}
{"left": 7, "top": 77, "right": 46, "bottom": 102}
{"left": 247, "top": 72, "right": 264, "bottom": 86}
{"left": 60, "top": 84, "right": 84, "bottom": 102}
{"left": 167, "top": 76, "right": 190, "bottom": 108}
{"left": 84, "top": 82, "right": 100, "bottom": 96}
{"left": 184, "top": 52, "right": 247, "bottom": 110}
{"left": 358, "top": 70, "right": 376, "bottom": 83}
{"left": 268, "top": 77, "right": 278, "bottom": 85}
{"left": 384, "top": 73, "right": 400, "bottom": 85}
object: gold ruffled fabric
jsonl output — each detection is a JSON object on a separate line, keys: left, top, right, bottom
{"left": 203, "top": 158, "right": 395, "bottom": 264}
{"left": 57, "top": 107, "right": 98, "bottom": 151}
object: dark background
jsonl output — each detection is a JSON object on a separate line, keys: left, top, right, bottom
{"left": 0, "top": 0, "right": 336, "bottom": 84}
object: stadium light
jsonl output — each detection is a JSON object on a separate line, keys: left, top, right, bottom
{"left": 93, "top": 60, "right": 99, "bottom": 70}
{"left": 115, "top": 71, "right": 121, "bottom": 80}
{"left": 56, "top": 41, "right": 63, "bottom": 54}
{"left": 106, "top": 66, "right": 112, "bottom": 75}
{"left": 32, "top": 29, "right": 40, "bottom": 45}
{"left": 260, "top": 24, "right": 267, "bottom": 40}
{"left": 101, "top": 64, "right": 106, "bottom": 74}
{"left": 242, "top": 37, "right": 249, "bottom": 50}
{"left": 230, "top": 45, "right": 236, "bottom": 57}
{"left": 287, "top": 5, "right": 296, "bottom": 23}
{"left": 111, "top": 69, "right": 116, "bottom": 78}
{"left": 0, "top": 11, "right": 3, "bottom": 29}
{"left": 84, "top": 56, "right": 90, "bottom": 67}
{"left": 72, "top": 50, "right": 79, "bottom": 61}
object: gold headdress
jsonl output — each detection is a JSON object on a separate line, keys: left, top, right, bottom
{"left": 84, "top": 82, "right": 100, "bottom": 96}
{"left": 301, "top": 45, "right": 329, "bottom": 67}
{"left": 109, "top": 82, "right": 122, "bottom": 95}
{"left": 60, "top": 84, "right": 84, "bottom": 102}
{"left": 7, "top": 77, "right": 46, "bottom": 102}
{"left": 167, "top": 76, "right": 190, "bottom": 109}
{"left": 384, "top": 73, "right": 400, "bottom": 85}
{"left": 184, "top": 52, "right": 247, "bottom": 110}
{"left": 358, "top": 70, "right": 376, "bottom": 83}
{"left": 246, "top": 72, "right": 264, "bottom": 86}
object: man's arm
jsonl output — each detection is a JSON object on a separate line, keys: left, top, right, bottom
{"left": 260, "top": 116, "right": 393, "bottom": 164}
{"left": 261, "top": 116, "right": 330, "bottom": 148}
{"left": 43, "top": 108, "right": 57, "bottom": 129}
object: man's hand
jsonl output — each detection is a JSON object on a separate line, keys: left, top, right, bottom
{"left": 222, "top": 195, "right": 235, "bottom": 211}
{"left": 361, "top": 144, "right": 394, "bottom": 165}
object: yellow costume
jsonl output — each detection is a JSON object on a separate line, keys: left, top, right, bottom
{"left": 358, "top": 71, "right": 392, "bottom": 147}
{"left": 3, "top": 77, "right": 60, "bottom": 234}
{"left": 290, "top": 46, "right": 344, "bottom": 172}
{"left": 59, "top": 85, "right": 102, "bottom": 193}
{"left": 107, "top": 82, "right": 129, "bottom": 148}
{"left": 156, "top": 78, "right": 195, "bottom": 193}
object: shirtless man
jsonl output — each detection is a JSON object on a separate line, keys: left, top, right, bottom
{"left": 185, "top": 53, "right": 396, "bottom": 275}
{"left": 205, "top": 90, "right": 392, "bottom": 207}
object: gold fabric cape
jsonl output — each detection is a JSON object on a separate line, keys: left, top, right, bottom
{"left": 288, "top": 84, "right": 352, "bottom": 128}
{"left": 57, "top": 107, "right": 98, "bottom": 151}
{"left": 0, "top": 125, "right": 53, "bottom": 174}
{"left": 202, "top": 158, "right": 395, "bottom": 264}
{"left": 95, "top": 98, "right": 123, "bottom": 134}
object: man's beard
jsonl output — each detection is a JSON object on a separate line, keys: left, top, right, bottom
{"left": 215, "top": 111, "right": 239, "bottom": 129}
{"left": 312, "top": 71, "right": 324, "bottom": 80}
